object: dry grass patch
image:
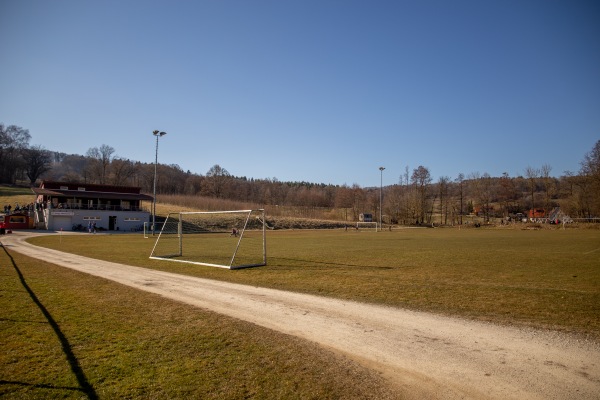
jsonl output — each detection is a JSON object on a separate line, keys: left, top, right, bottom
{"left": 0, "top": 245, "right": 400, "bottom": 399}
{"left": 0, "top": 185, "right": 34, "bottom": 210}
{"left": 28, "top": 228, "right": 600, "bottom": 341}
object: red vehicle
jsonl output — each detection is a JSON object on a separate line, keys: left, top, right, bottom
{"left": 0, "top": 213, "right": 30, "bottom": 232}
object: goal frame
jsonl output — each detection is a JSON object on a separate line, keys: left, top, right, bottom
{"left": 356, "top": 221, "right": 378, "bottom": 231}
{"left": 149, "top": 209, "right": 267, "bottom": 270}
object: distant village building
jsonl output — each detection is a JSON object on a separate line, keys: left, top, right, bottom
{"left": 359, "top": 213, "right": 373, "bottom": 222}
{"left": 547, "top": 207, "right": 573, "bottom": 224}
{"left": 30, "top": 181, "right": 153, "bottom": 231}
{"left": 528, "top": 208, "right": 546, "bottom": 219}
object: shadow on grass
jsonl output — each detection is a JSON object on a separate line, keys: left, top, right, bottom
{"left": 0, "top": 380, "right": 84, "bottom": 393}
{"left": 1, "top": 244, "right": 98, "bottom": 400}
{"left": 272, "top": 257, "right": 396, "bottom": 269}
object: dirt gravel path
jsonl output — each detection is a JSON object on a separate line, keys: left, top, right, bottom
{"left": 2, "top": 231, "right": 599, "bottom": 399}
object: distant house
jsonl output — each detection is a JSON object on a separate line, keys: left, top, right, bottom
{"left": 528, "top": 208, "right": 546, "bottom": 219}
{"left": 359, "top": 213, "right": 373, "bottom": 222}
{"left": 547, "top": 207, "right": 573, "bottom": 224}
{"left": 30, "top": 181, "right": 154, "bottom": 231}
{"left": 473, "top": 205, "right": 495, "bottom": 217}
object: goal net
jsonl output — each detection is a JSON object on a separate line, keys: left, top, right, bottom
{"left": 150, "top": 209, "right": 267, "bottom": 269}
{"left": 356, "top": 221, "right": 378, "bottom": 231}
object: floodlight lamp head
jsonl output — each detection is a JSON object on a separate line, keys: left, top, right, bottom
{"left": 153, "top": 130, "right": 167, "bottom": 137}
{"left": 379, "top": 166, "right": 385, "bottom": 171}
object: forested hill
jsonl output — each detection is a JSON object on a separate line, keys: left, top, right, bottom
{"left": 1, "top": 123, "right": 599, "bottom": 223}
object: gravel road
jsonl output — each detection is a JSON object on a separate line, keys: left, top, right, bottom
{"left": 3, "top": 231, "right": 599, "bottom": 399}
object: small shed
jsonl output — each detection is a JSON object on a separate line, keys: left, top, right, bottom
{"left": 547, "top": 207, "right": 572, "bottom": 224}
{"left": 528, "top": 208, "right": 546, "bottom": 219}
{"left": 359, "top": 213, "right": 373, "bottom": 222}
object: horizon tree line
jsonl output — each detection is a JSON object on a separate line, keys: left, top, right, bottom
{"left": 1, "top": 123, "right": 599, "bottom": 222}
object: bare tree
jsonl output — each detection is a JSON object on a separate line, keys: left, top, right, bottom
{"left": 480, "top": 173, "right": 493, "bottom": 222}
{"left": 385, "top": 183, "right": 405, "bottom": 224}
{"left": 455, "top": 173, "right": 465, "bottom": 224}
{"left": 469, "top": 172, "right": 494, "bottom": 222}
{"left": 22, "top": 145, "right": 52, "bottom": 185}
{"left": 109, "top": 158, "right": 138, "bottom": 186}
{"left": 335, "top": 185, "right": 356, "bottom": 221}
{"left": 540, "top": 164, "right": 556, "bottom": 211}
{"left": 86, "top": 144, "right": 115, "bottom": 184}
{"left": 580, "top": 140, "right": 600, "bottom": 215}
{"left": 0, "top": 124, "right": 31, "bottom": 183}
{"left": 184, "top": 174, "right": 204, "bottom": 195}
{"left": 438, "top": 176, "right": 450, "bottom": 225}
{"left": 411, "top": 166, "right": 431, "bottom": 224}
{"left": 581, "top": 140, "right": 600, "bottom": 177}
{"left": 525, "top": 166, "right": 540, "bottom": 214}
{"left": 45, "top": 154, "right": 87, "bottom": 182}
{"left": 204, "top": 164, "right": 231, "bottom": 198}
{"left": 395, "top": 166, "right": 412, "bottom": 224}
{"left": 498, "top": 172, "right": 518, "bottom": 217}
{"left": 157, "top": 164, "right": 186, "bottom": 194}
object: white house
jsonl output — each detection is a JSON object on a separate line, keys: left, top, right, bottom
{"left": 31, "top": 181, "right": 154, "bottom": 232}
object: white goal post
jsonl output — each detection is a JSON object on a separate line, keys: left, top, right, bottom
{"left": 149, "top": 209, "right": 267, "bottom": 270}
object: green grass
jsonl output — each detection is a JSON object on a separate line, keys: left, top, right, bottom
{"left": 151, "top": 231, "right": 266, "bottom": 267}
{"left": 28, "top": 227, "right": 600, "bottom": 339}
{"left": 0, "top": 247, "right": 398, "bottom": 399}
{"left": 0, "top": 185, "right": 34, "bottom": 211}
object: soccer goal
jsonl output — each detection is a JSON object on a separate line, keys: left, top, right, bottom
{"left": 149, "top": 209, "right": 267, "bottom": 269}
{"left": 356, "top": 221, "right": 378, "bottom": 231}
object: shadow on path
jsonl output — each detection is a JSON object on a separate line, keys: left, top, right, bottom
{"left": 1, "top": 244, "right": 98, "bottom": 400}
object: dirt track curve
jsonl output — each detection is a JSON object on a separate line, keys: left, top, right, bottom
{"left": 2, "top": 231, "right": 599, "bottom": 399}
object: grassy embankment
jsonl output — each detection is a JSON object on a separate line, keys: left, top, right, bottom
{"left": 0, "top": 186, "right": 33, "bottom": 211}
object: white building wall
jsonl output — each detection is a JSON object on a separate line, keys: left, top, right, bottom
{"left": 46, "top": 210, "right": 150, "bottom": 231}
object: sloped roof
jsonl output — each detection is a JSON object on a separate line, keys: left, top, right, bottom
{"left": 40, "top": 180, "right": 143, "bottom": 194}
{"left": 31, "top": 187, "right": 154, "bottom": 201}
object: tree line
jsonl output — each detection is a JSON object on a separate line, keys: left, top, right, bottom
{"left": 1, "top": 123, "right": 599, "bottom": 222}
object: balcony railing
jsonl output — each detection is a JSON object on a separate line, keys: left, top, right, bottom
{"left": 51, "top": 203, "right": 149, "bottom": 212}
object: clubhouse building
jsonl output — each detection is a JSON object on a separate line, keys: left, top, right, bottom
{"left": 30, "top": 181, "right": 153, "bottom": 232}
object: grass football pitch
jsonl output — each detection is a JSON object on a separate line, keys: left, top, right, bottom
{"left": 3, "top": 226, "right": 599, "bottom": 398}
{"left": 29, "top": 227, "right": 600, "bottom": 337}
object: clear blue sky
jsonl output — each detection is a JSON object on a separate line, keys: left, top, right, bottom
{"left": 1, "top": 0, "right": 598, "bottom": 187}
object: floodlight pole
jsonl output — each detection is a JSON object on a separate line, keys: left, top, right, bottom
{"left": 379, "top": 166, "right": 385, "bottom": 232}
{"left": 152, "top": 130, "right": 167, "bottom": 235}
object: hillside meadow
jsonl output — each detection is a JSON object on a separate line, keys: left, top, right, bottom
{"left": 0, "top": 186, "right": 35, "bottom": 209}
